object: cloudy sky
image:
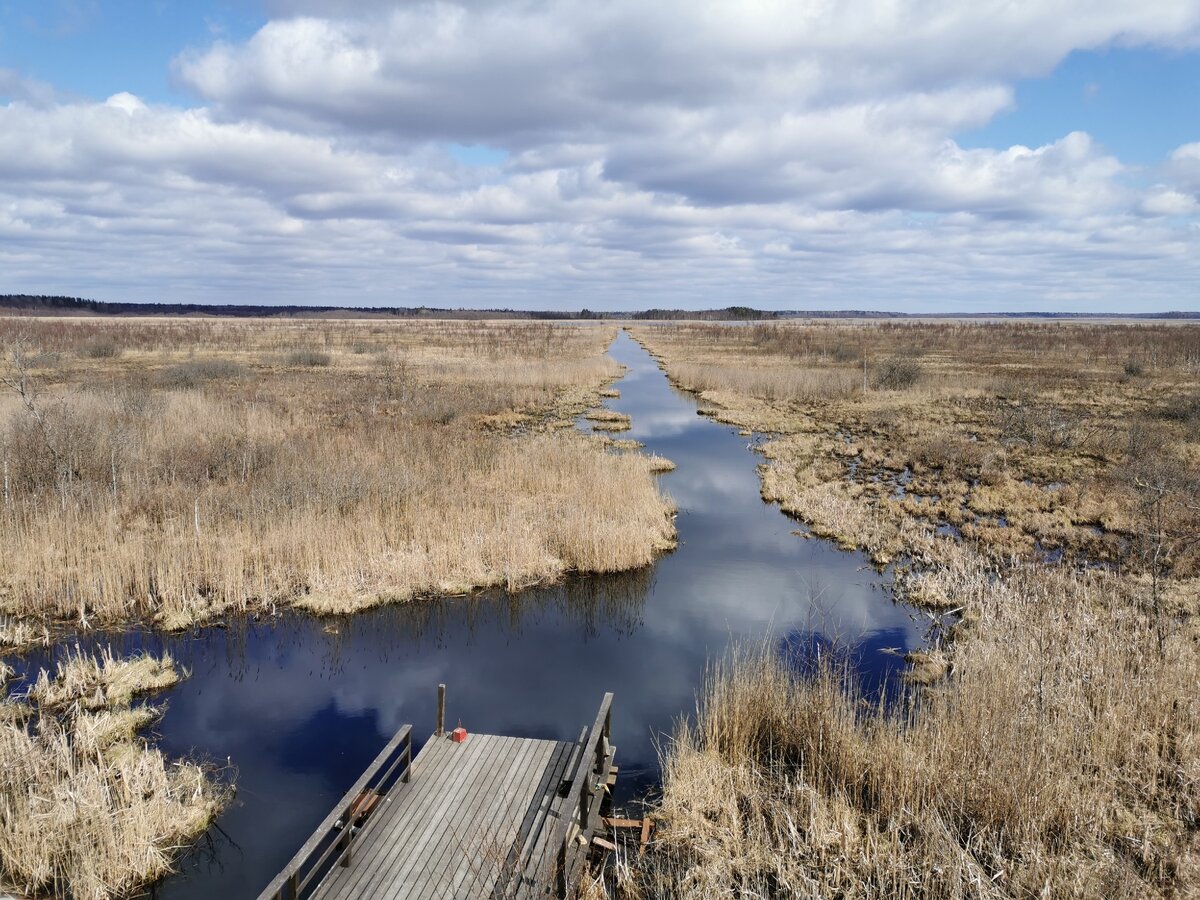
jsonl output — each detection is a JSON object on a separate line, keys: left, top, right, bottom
{"left": 1, "top": 1, "right": 1199, "bottom": 312}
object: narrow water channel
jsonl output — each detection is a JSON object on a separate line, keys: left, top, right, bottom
{"left": 25, "top": 331, "right": 926, "bottom": 899}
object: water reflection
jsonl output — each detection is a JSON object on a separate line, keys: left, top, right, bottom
{"left": 15, "top": 331, "right": 926, "bottom": 899}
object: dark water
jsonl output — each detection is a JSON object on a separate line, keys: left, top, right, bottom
{"left": 19, "top": 331, "right": 926, "bottom": 899}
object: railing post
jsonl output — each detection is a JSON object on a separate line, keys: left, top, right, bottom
{"left": 402, "top": 733, "right": 412, "bottom": 783}
{"left": 436, "top": 683, "right": 446, "bottom": 737}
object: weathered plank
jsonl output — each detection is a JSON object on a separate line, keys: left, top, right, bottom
{"left": 270, "top": 694, "right": 616, "bottom": 900}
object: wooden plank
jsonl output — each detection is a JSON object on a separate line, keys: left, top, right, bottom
{"left": 381, "top": 735, "right": 527, "bottom": 900}
{"left": 337, "top": 734, "right": 499, "bottom": 900}
{"left": 601, "top": 818, "right": 642, "bottom": 830}
{"left": 314, "top": 735, "right": 488, "bottom": 900}
{"left": 515, "top": 730, "right": 587, "bottom": 899}
{"left": 444, "top": 739, "right": 559, "bottom": 900}
{"left": 490, "top": 741, "right": 573, "bottom": 900}
{"left": 401, "top": 736, "right": 527, "bottom": 900}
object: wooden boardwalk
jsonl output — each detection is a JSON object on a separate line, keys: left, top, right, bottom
{"left": 257, "top": 693, "right": 616, "bottom": 900}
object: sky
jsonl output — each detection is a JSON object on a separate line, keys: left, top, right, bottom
{"left": 1, "top": 1, "right": 1199, "bottom": 312}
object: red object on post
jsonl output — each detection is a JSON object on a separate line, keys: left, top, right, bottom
{"left": 451, "top": 726, "right": 468, "bottom": 743}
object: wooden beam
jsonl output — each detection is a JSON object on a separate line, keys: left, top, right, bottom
{"left": 436, "top": 683, "right": 446, "bottom": 737}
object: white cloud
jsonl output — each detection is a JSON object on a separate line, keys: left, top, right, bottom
{"left": 0, "top": 1, "right": 1199, "bottom": 309}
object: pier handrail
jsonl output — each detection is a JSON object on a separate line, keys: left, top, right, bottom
{"left": 256, "top": 724, "right": 413, "bottom": 900}
{"left": 544, "top": 692, "right": 614, "bottom": 896}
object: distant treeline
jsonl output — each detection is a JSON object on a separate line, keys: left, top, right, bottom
{"left": 0, "top": 294, "right": 581, "bottom": 320}
{"left": 1, "top": 294, "right": 1196, "bottom": 320}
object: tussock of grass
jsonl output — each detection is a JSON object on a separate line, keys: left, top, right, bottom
{"left": 30, "top": 646, "right": 180, "bottom": 711}
{"left": 646, "top": 455, "right": 676, "bottom": 473}
{"left": 0, "top": 649, "right": 224, "bottom": 900}
{"left": 585, "top": 409, "right": 632, "bottom": 423}
{"left": 0, "top": 616, "right": 44, "bottom": 649}
{"left": 598, "top": 437, "right": 645, "bottom": 451}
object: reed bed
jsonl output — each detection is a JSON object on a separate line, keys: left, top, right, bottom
{"left": 0, "top": 318, "right": 675, "bottom": 632}
{"left": 624, "top": 320, "right": 1200, "bottom": 898}
{"left": 0, "top": 649, "right": 224, "bottom": 900}
{"left": 630, "top": 569, "right": 1199, "bottom": 898}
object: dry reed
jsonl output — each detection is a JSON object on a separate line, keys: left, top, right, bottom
{"left": 0, "top": 318, "right": 675, "bottom": 632}
{"left": 623, "top": 320, "right": 1200, "bottom": 898}
{"left": 0, "top": 649, "right": 224, "bottom": 900}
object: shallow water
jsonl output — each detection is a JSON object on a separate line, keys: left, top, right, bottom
{"left": 19, "top": 331, "right": 926, "bottom": 899}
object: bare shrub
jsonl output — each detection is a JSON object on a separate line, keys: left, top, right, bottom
{"left": 1159, "top": 392, "right": 1200, "bottom": 436}
{"left": 285, "top": 349, "right": 331, "bottom": 367}
{"left": 79, "top": 335, "right": 122, "bottom": 359}
{"left": 871, "top": 355, "right": 922, "bottom": 389}
{"left": 155, "top": 358, "right": 247, "bottom": 389}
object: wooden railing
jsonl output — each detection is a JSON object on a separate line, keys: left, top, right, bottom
{"left": 548, "top": 692, "right": 614, "bottom": 896}
{"left": 255, "top": 725, "right": 413, "bottom": 900}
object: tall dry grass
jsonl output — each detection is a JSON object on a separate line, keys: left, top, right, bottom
{"left": 0, "top": 649, "right": 225, "bottom": 900}
{"left": 632, "top": 563, "right": 1199, "bottom": 898}
{"left": 624, "top": 320, "right": 1200, "bottom": 898}
{"left": 0, "top": 318, "right": 675, "bottom": 631}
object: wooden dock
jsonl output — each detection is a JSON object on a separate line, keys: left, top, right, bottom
{"left": 257, "top": 692, "right": 616, "bottom": 900}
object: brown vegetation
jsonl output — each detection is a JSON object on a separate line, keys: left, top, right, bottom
{"left": 623, "top": 321, "right": 1200, "bottom": 898}
{"left": 0, "top": 648, "right": 224, "bottom": 900}
{"left": 0, "top": 317, "right": 676, "bottom": 633}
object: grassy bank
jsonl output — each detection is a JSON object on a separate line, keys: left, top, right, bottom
{"left": 0, "top": 318, "right": 676, "bottom": 633}
{"left": 624, "top": 322, "right": 1199, "bottom": 898}
{"left": 0, "top": 648, "right": 226, "bottom": 899}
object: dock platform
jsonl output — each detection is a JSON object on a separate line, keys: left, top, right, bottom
{"left": 257, "top": 692, "right": 616, "bottom": 900}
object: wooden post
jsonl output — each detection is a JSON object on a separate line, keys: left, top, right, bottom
{"left": 436, "top": 683, "right": 446, "bottom": 737}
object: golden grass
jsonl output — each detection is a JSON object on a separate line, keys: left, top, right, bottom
{"left": 623, "top": 321, "right": 1200, "bottom": 898}
{"left": 0, "top": 649, "right": 224, "bottom": 900}
{"left": 628, "top": 597, "right": 1199, "bottom": 898}
{"left": 29, "top": 646, "right": 180, "bottom": 711}
{"left": 632, "top": 321, "right": 1200, "bottom": 577}
{"left": 0, "top": 318, "right": 676, "bottom": 631}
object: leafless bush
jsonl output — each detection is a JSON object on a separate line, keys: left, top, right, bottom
{"left": 285, "top": 349, "right": 331, "bottom": 367}
{"left": 871, "top": 356, "right": 922, "bottom": 390}
{"left": 155, "top": 358, "right": 247, "bottom": 389}
{"left": 79, "top": 335, "right": 122, "bottom": 359}
{"left": 998, "top": 398, "right": 1109, "bottom": 451}
{"left": 829, "top": 341, "right": 860, "bottom": 363}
